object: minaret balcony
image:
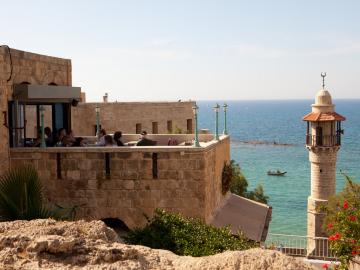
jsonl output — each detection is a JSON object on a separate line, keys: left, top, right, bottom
{"left": 306, "top": 134, "right": 341, "bottom": 147}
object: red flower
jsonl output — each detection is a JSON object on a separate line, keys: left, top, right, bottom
{"left": 343, "top": 200, "right": 349, "bottom": 209}
{"left": 334, "top": 232, "right": 341, "bottom": 240}
{"left": 322, "top": 263, "right": 329, "bottom": 269}
{"left": 348, "top": 215, "right": 356, "bottom": 221}
{"left": 352, "top": 248, "right": 357, "bottom": 255}
{"left": 350, "top": 239, "right": 356, "bottom": 244}
{"left": 327, "top": 223, "right": 334, "bottom": 229}
{"left": 329, "top": 235, "right": 335, "bottom": 241}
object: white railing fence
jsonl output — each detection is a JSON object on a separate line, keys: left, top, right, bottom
{"left": 265, "top": 233, "right": 337, "bottom": 260}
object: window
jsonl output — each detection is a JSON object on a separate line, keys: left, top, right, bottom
{"left": 187, "top": 119, "right": 193, "bottom": 133}
{"left": 152, "top": 122, "right": 158, "bottom": 134}
{"left": 136, "top": 123, "right": 142, "bottom": 134}
{"left": 167, "top": 120, "right": 173, "bottom": 133}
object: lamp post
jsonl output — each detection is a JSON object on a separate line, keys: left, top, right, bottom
{"left": 213, "top": 103, "right": 220, "bottom": 140}
{"left": 192, "top": 104, "right": 200, "bottom": 147}
{"left": 39, "top": 105, "right": 46, "bottom": 148}
{"left": 223, "top": 103, "right": 228, "bottom": 135}
{"left": 95, "top": 105, "right": 100, "bottom": 137}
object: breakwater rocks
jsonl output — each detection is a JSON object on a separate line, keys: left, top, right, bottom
{"left": 233, "top": 140, "right": 296, "bottom": 147}
{"left": 0, "top": 219, "right": 314, "bottom": 270}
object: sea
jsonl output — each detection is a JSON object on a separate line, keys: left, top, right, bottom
{"left": 197, "top": 100, "right": 360, "bottom": 236}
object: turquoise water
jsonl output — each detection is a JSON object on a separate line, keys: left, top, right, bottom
{"left": 198, "top": 100, "right": 360, "bottom": 236}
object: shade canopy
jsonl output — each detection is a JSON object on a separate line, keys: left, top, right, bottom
{"left": 13, "top": 84, "right": 81, "bottom": 104}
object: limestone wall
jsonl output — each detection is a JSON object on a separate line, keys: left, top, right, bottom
{"left": 9, "top": 137, "right": 230, "bottom": 229}
{"left": 71, "top": 102, "right": 195, "bottom": 136}
{"left": 0, "top": 47, "right": 71, "bottom": 172}
{"left": 204, "top": 137, "right": 230, "bottom": 222}
{"left": 309, "top": 148, "right": 338, "bottom": 199}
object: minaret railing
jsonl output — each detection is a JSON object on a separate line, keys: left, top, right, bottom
{"left": 305, "top": 134, "right": 341, "bottom": 147}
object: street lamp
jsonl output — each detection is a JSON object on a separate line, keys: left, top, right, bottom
{"left": 192, "top": 104, "right": 200, "bottom": 147}
{"left": 223, "top": 103, "right": 228, "bottom": 135}
{"left": 213, "top": 103, "right": 220, "bottom": 140}
{"left": 95, "top": 105, "right": 100, "bottom": 137}
{"left": 39, "top": 105, "right": 46, "bottom": 148}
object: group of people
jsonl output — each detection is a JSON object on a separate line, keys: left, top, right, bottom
{"left": 96, "top": 130, "right": 156, "bottom": 147}
{"left": 32, "top": 128, "right": 157, "bottom": 147}
{"left": 33, "top": 127, "right": 86, "bottom": 147}
{"left": 96, "top": 129, "right": 124, "bottom": 147}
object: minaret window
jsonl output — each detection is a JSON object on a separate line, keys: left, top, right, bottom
{"left": 316, "top": 127, "right": 323, "bottom": 146}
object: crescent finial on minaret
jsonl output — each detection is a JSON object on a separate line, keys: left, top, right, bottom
{"left": 321, "top": 72, "right": 326, "bottom": 89}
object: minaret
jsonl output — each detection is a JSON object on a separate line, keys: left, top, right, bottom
{"left": 303, "top": 73, "right": 345, "bottom": 256}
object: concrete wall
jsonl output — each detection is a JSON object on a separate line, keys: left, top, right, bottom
{"left": 9, "top": 136, "right": 230, "bottom": 229}
{"left": 71, "top": 102, "right": 195, "bottom": 136}
{"left": 0, "top": 47, "right": 71, "bottom": 173}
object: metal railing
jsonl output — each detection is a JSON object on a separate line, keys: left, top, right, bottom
{"left": 265, "top": 233, "right": 337, "bottom": 260}
{"left": 306, "top": 134, "right": 341, "bottom": 147}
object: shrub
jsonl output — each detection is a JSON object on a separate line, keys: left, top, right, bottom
{"left": 0, "top": 165, "right": 73, "bottom": 221}
{"left": 222, "top": 160, "right": 269, "bottom": 204}
{"left": 323, "top": 174, "right": 360, "bottom": 270}
{"left": 125, "top": 208, "right": 257, "bottom": 256}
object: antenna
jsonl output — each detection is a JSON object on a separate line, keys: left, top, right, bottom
{"left": 321, "top": 72, "right": 326, "bottom": 89}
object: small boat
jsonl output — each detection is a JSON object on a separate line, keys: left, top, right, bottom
{"left": 267, "top": 170, "right": 287, "bottom": 176}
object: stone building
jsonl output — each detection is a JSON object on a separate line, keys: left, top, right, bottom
{"left": 0, "top": 46, "right": 271, "bottom": 242}
{"left": 71, "top": 101, "right": 194, "bottom": 136}
{"left": 0, "top": 46, "right": 73, "bottom": 173}
{"left": 303, "top": 79, "right": 345, "bottom": 256}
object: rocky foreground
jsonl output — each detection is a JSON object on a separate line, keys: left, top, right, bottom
{"left": 0, "top": 219, "right": 314, "bottom": 270}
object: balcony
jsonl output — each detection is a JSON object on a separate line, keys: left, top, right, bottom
{"left": 305, "top": 134, "right": 341, "bottom": 147}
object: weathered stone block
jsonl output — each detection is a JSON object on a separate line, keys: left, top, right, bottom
{"left": 125, "top": 160, "right": 139, "bottom": 171}
{"left": 65, "top": 170, "right": 81, "bottom": 180}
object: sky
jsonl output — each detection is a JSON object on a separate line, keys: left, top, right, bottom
{"left": 1, "top": 0, "right": 360, "bottom": 101}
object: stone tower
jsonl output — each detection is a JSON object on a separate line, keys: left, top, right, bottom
{"left": 303, "top": 74, "right": 345, "bottom": 256}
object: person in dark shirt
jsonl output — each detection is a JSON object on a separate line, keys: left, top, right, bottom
{"left": 104, "top": 135, "right": 114, "bottom": 146}
{"left": 44, "top": 127, "right": 54, "bottom": 147}
{"left": 136, "top": 131, "right": 156, "bottom": 146}
{"left": 113, "top": 131, "right": 124, "bottom": 146}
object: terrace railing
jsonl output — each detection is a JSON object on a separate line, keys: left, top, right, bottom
{"left": 305, "top": 134, "right": 341, "bottom": 147}
{"left": 265, "top": 233, "right": 337, "bottom": 260}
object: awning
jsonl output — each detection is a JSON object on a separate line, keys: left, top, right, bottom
{"left": 13, "top": 84, "right": 81, "bottom": 103}
{"left": 210, "top": 193, "right": 272, "bottom": 242}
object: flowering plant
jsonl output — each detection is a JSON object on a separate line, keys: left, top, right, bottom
{"left": 323, "top": 174, "right": 360, "bottom": 270}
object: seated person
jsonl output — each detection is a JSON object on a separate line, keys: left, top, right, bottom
{"left": 55, "top": 128, "right": 67, "bottom": 147}
{"left": 32, "top": 129, "right": 42, "bottom": 147}
{"left": 96, "top": 129, "right": 106, "bottom": 146}
{"left": 167, "top": 137, "right": 178, "bottom": 146}
{"left": 44, "top": 127, "right": 54, "bottom": 147}
{"left": 104, "top": 135, "right": 114, "bottom": 146}
{"left": 113, "top": 131, "right": 124, "bottom": 146}
{"left": 73, "top": 137, "right": 87, "bottom": 147}
{"left": 66, "top": 130, "right": 76, "bottom": 145}
{"left": 136, "top": 131, "right": 156, "bottom": 146}
{"left": 62, "top": 135, "right": 75, "bottom": 147}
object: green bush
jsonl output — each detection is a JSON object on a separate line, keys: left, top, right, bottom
{"left": 223, "top": 160, "right": 269, "bottom": 204}
{"left": 125, "top": 209, "right": 257, "bottom": 256}
{"left": 0, "top": 165, "right": 73, "bottom": 221}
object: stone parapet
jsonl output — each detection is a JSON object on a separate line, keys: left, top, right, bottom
{"left": 9, "top": 136, "right": 230, "bottom": 229}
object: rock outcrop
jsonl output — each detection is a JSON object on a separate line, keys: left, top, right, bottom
{"left": 0, "top": 219, "right": 314, "bottom": 270}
